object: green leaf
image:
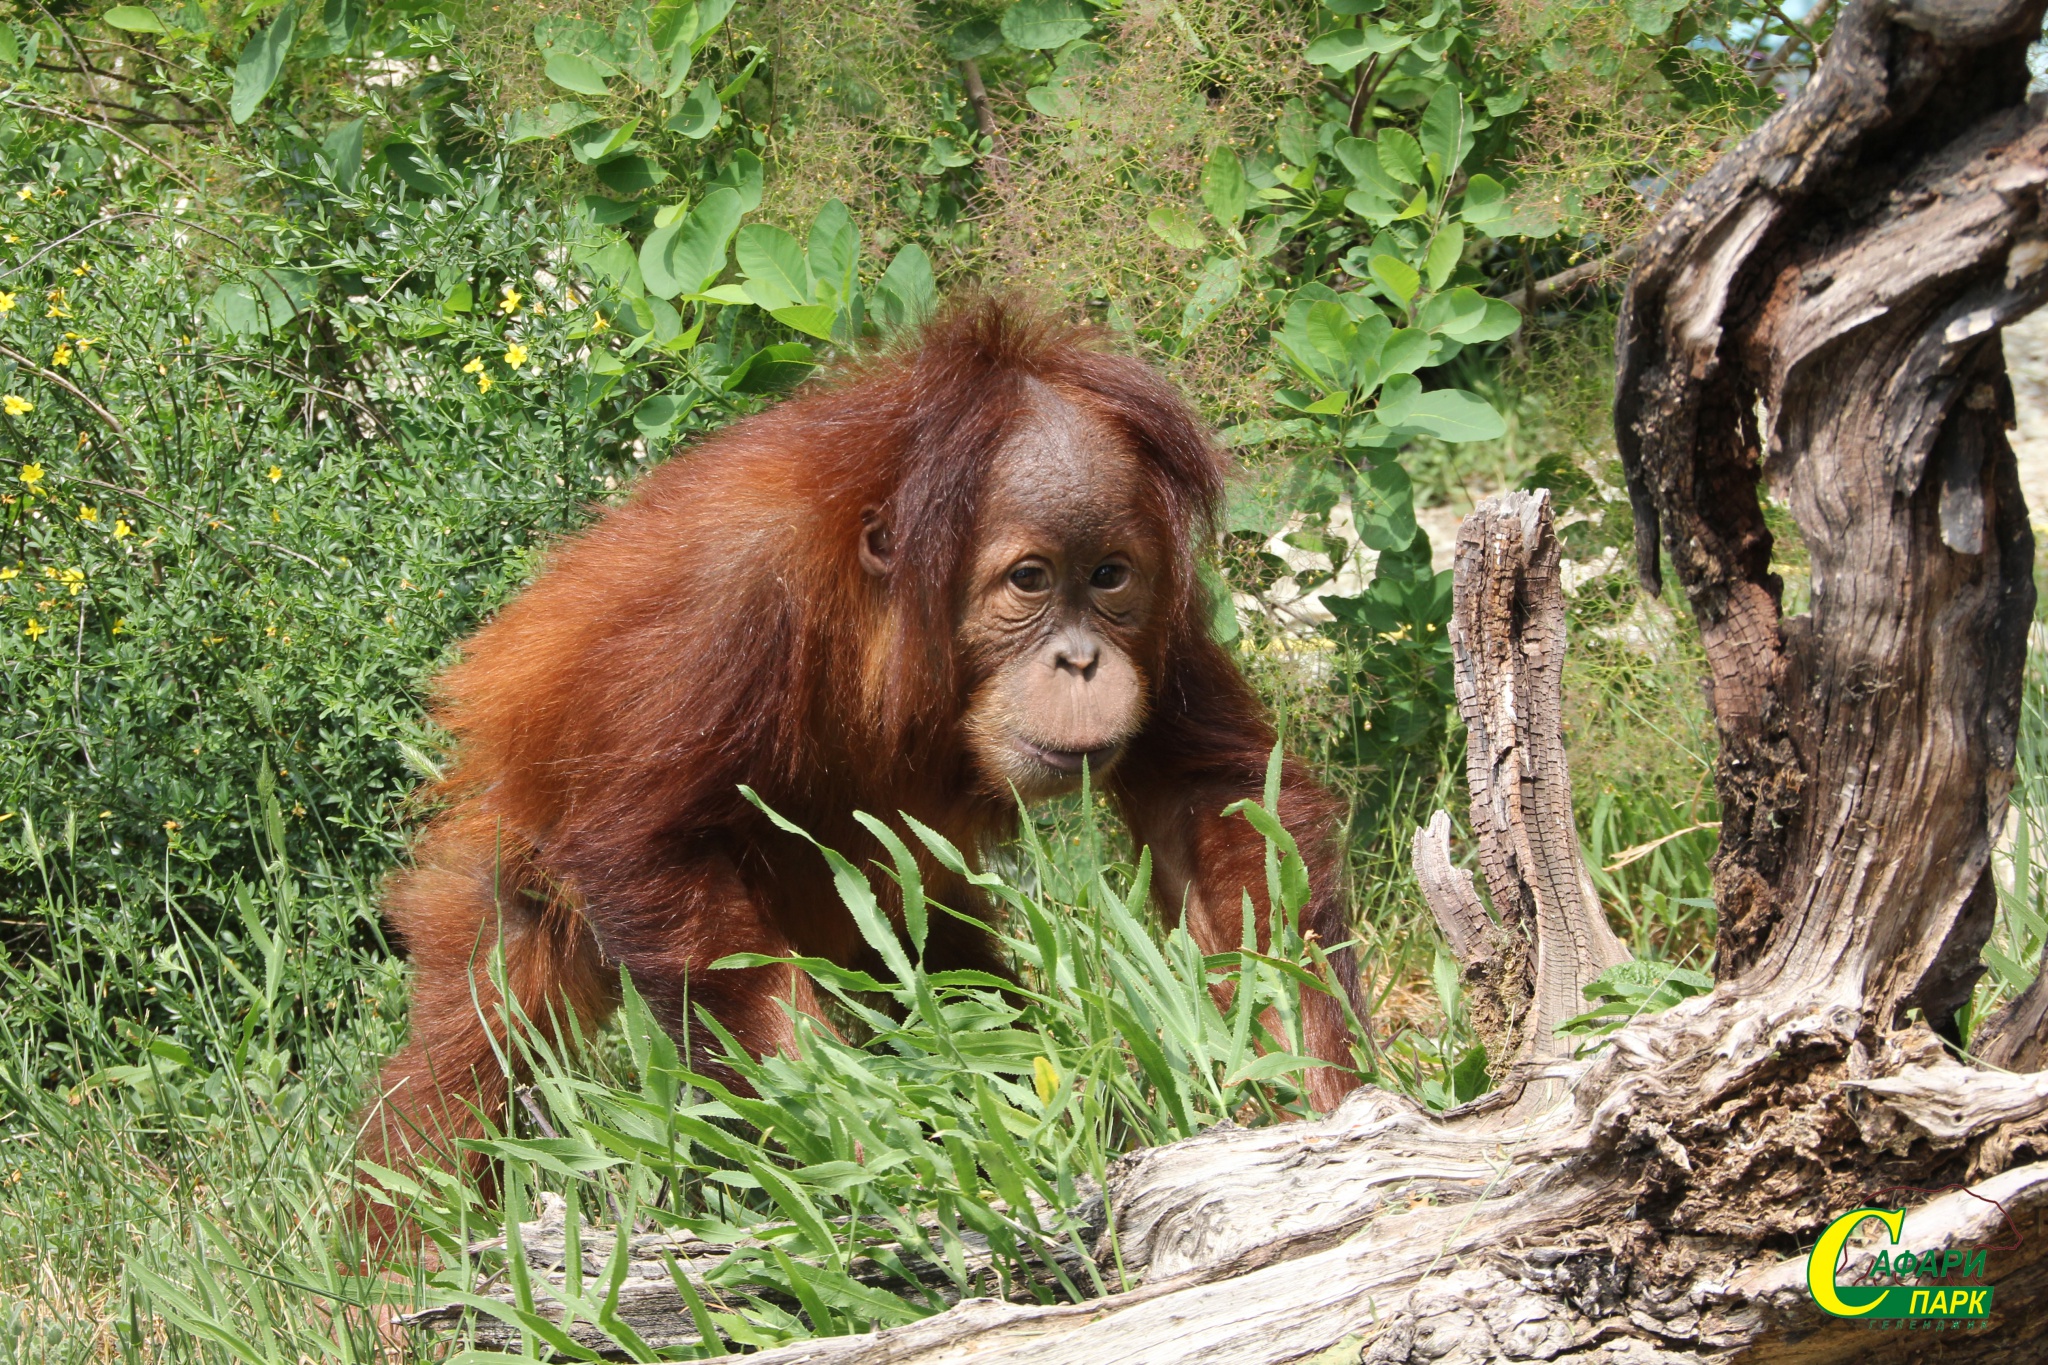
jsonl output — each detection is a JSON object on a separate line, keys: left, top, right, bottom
{"left": 1349, "top": 457, "right": 1418, "bottom": 551}
{"left": 724, "top": 341, "right": 813, "bottom": 393}
{"left": 875, "top": 243, "right": 936, "bottom": 331}
{"left": 205, "top": 268, "right": 316, "bottom": 337}
{"left": 640, "top": 186, "right": 742, "bottom": 299}
{"left": 1424, "top": 221, "right": 1464, "bottom": 290}
{"left": 633, "top": 392, "right": 690, "bottom": 439}
{"left": 1179, "top": 256, "right": 1242, "bottom": 339}
{"left": 1390, "top": 388, "right": 1507, "bottom": 442}
{"left": 1201, "top": 146, "right": 1248, "bottom": 226}
{"left": 710, "top": 149, "right": 763, "bottom": 211}
{"left": 942, "top": 17, "right": 1003, "bottom": 60}
{"left": 382, "top": 140, "right": 451, "bottom": 197}
{"left": 319, "top": 117, "right": 364, "bottom": 192}
{"left": 594, "top": 153, "right": 669, "bottom": 194}
{"left": 649, "top": 0, "right": 698, "bottom": 50}
{"left": 806, "top": 200, "right": 859, "bottom": 304}
{"left": 464, "top": 1135, "right": 622, "bottom": 1177}
{"left": 770, "top": 304, "right": 835, "bottom": 339}
{"left": 1377, "top": 129, "right": 1424, "bottom": 187}
{"left": 1367, "top": 253, "right": 1419, "bottom": 307}
{"left": 666, "top": 77, "right": 720, "bottom": 139}
{"left": 545, "top": 52, "right": 612, "bottom": 96}
{"left": 1001, "top": 0, "right": 1091, "bottom": 50}
{"left": 1459, "top": 172, "right": 1506, "bottom": 225}
{"left": 1334, "top": 137, "right": 1407, "bottom": 200}
{"left": 230, "top": 2, "right": 298, "bottom": 125}
{"left": 102, "top": 6, "right": 168, "bottom": 33}
{"left": 1275, "top": 98, "right": 1318, "bottom": 168}
{"left": 1417, "top": 84, "right": 1472, "bottom": 186}
{"left": 1146, "top": 205, "right": 1206, "bottom": 251}
{"left": 1342, "top": 187, "right": 1401, "bottom": 228}
{"left": 1377, "top": 327, "right": 1430, "bottom": 378}
{"left": 1302, "top": 25, "right": 1405, "bottom": 72}
{"left": 504, "top": 101, "right": 602, "bottom": 143}
{"left": 1223, "top": 1051, "right": 1324, "bottom": 1086}
{"left": 734, "top": 224, "right": 809, "bottom": 310}
{"left": 319, "top": 0, "right": 361, "bottom": 55}
{"left": 569, "top": 120, "right": 639, "bottom": 164}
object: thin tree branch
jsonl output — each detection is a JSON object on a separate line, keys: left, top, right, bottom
{"left": 1495, "top": 243, "right": 1639, "bottom": 313}
{"left": 0, "top": 96, "right": 199, "bottom": 192}
{"left": 957, "top": 58, "right": 1006, "bottom": 177}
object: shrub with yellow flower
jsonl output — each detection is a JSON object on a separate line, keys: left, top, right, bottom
{"left": 477, "top": 372, "right": 494, "bottom": 393}
{"left": 499, "top": 284, "right": 522, "bottom": 314}
{"left": 23, "top": 618, "right": 43, "bottom": 639}
{"left": 267, "top": 465, "right": 283, "bottom": 483}
{"left": 503, "top": 342, "right": 528, "bottom": 368}
{"left": 5, "top": 395, "right": 34, "bottom": 417}
{"left": 461, "top": 356, "right": 483, "bottom": 374}
{"left": 51, "top": 344, "right": 71, "bottom": 367}
{"left": 112, "top": 519, "right": 131, "bottom": 538}
{"left": 16, "top": 460, "right": 40, "bottom": 484}
{"left": 0, "top": 291, "right": 16, "bottom": 316}
{"left": 77, "top": 504, "right": 95, "bottom": 523}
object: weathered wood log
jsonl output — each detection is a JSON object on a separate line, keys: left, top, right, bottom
{"left": 1416, "top": 491, "right": 1630, "bottom": 1114}
{"left": 419, "top": 3, "right": 2048, "bottom": 1358}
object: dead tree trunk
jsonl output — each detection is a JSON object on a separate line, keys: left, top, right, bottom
{"left": 425, "top": 3, "right": 2048, "bottom": 1358}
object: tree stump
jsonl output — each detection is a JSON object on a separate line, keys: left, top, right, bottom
{"left": 423, "top": 3, "right": 2048, "bottom": 1357}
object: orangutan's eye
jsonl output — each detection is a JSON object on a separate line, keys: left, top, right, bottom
{"left": 1009, "top": 563, "right": 1051, "bottom": 593}
{"left": 1091, "top": 561, "right": 1130, "bottom": 590}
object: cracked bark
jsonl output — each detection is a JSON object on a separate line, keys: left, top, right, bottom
{"left": 428, "top": 3, "right": 2048, "bottom": 1357}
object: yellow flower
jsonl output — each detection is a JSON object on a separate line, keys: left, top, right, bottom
{"left": 23, "top": 618, "right": 43, "bottom": 639}
{"left": 267, "top": 465, "right": 283, "bottom": 483}
{"left": 461, "top": 356, "right": 484, "bottom": 374}
{"left": 476, "top": 372, "right": 494, "bottom": 393}
{"left": 64, "top": 332, "right": 95, "bottom": 353}
{"left": 76, "top": 431, "right": 88, "bottom": 449}
{"left": 162, "top": 819, "right": 179, "bottom": 831}
{"left": 71, "top": 262, "right": 90, "bottom": 278}
{"left": 499, "top": 284, "right": 522, "bottom": 315}
{"left": 16, "top": 460, "right": 40, "bottom": 483}
{"left": 112, "top": 519, "right": 131, "bottom": 538}
{"left": 592, "top": 312, "right": 609, "bottom": 333}
{"left": 3, "top": 234, "right": 18, "bottom": 244}
{"left": 76, "top": 503, "right": 95, "bottom": 523}
{"left": 0, "top": 292, "right": 15, "bottom": 315}
{"left": 5, "top": 395, "right": 32, "bottom": 417}
{"left": 110, "top": 618, "right": 125, "bottom": 635}
{"left": 0, "top": 566, "right": 16, "bottom": 580}
{"left": 15, "top": 186, "right": 30, "bottom": 201}
{"left": 59, "top": 568, "right": 83, "bottom": 594}
{"left": 503, "top": 342, "right": 528, "bottom": 368}
{"left": 51, "top": 344, "right": 71, "bottom": 367}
